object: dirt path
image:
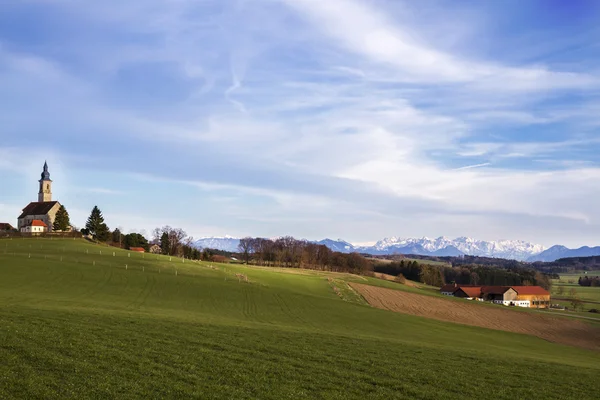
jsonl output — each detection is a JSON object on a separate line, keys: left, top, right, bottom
{"left": 350, "top": 283, "right": 600, "bottom": 351}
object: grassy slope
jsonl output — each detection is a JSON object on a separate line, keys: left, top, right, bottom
{"left": 552, "top": 272, "right": 600, "bottom": 313}
{"left": 0, "top": 239, "right": 598, "bottom": 399}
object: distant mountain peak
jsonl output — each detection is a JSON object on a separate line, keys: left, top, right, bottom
{"left": 191, "top": 235, "right": 592, "bottom": 262}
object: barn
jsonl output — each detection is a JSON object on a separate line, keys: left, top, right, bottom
{"left": 439, "top": 284, "right": 550, "bottom": 308}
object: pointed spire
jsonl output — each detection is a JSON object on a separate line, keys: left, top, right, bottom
{"left": 40, "top": 161, "right": 51, "bottom": 180}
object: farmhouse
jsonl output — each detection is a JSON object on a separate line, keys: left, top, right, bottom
{"left": 130, "top": 247, "right": 145, "bottom": 253}
{"left": 0, "top": 223, "right": 15, "bottom": 231}
{"left": 17, "top": 162, "right": 62, "bottom": 233}
{"left": 440, "top": 283, "right": 550, "bottom": 308}
{"left": 21, "top": 220, "right": 48, "bottom": 234}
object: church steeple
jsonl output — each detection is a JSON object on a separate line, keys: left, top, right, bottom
{"left": 38, "top": 161, "right": 52, "bottom": 202}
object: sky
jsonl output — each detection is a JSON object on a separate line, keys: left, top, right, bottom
{"left": 1, "top": 0, "right": 600, "bottom": 248}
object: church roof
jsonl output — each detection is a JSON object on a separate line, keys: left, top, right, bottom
{"left": 18, "top": 201, "right": 59, "bottom": 219}
{"left": 40, "top": 161, "right": 51, "bottom": 181}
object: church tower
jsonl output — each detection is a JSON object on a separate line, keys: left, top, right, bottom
{"left": 38, "top": 161, "right": 52, "bottom": 202}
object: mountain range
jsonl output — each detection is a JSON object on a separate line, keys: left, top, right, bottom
{"left": 193, "top": 236, "right": 600, "bottom": 262}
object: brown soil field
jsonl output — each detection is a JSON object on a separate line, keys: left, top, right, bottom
{"left": 372, "top": 272, "right": 419, "bottom": 287}
{"left": 350, "top": 283, "right": 600, "bottom": 351}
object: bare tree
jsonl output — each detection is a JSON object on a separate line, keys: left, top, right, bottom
{"left": 238, "top": 237, "right": 254, "bottom": 264}
{"left": 153, "top": 226, "right": 188, "bottom": 256}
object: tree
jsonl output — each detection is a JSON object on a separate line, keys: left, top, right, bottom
{"left": 123, "top": 233, "right": 149, "bottom": 251}
{"left": 238, "top": 237, "right": 253, "bottom": 264}
{"left": 85, "top": 206, "right": 110, "bottom": 241}
{"left": 160, "top": 232, "right": 170, "bottom": 255}
{"left": 112, "top": 228, "right": 123, "bottom": 246}
{"left": 52, "top": 205, "right": 71, "bottom": 231}
{"left": 153, "top": 226, "right": 187, "bottom": 256}
{"left": 570, "top": 298, "right": 583, "bottom": 312}
{"left": 556, "top": 285, "right": 564, "bottom": 296}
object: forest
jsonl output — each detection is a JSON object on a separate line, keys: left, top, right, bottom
{"left": 374, "top": 259, "right": 552, "bottom": 289}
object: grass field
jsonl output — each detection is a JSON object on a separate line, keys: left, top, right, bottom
{"left": 552, "top": 271, "right": 600, "bottom": 312}
{"left": 1, "top": 238, "right": 599, "bottom": 399}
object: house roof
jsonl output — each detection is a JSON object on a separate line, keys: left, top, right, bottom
{"left": 481, "top": 286, "right": 512, "bottom": 295}
{"left": 19, "top": 201, "right": 59, "bottom": 219}
{"left": 457, "top": 287, "right": 482, "bottom": 298}
{"left": 439, "top": 284, "right": 481, "bottom": 293}
{"left": 440, "top": 284, "right": 459, "bottom": 293}
{"left": 511, "top": 286, "right": 550, "bottom": 296}
{"left": 30, "top": 220, "right": 47, "bottom": 227}
{"left": 0, "top": 223, "right": 15, "bottom": 231}
{"left": 130, "top": 247, "right": 145, "bottom": 252}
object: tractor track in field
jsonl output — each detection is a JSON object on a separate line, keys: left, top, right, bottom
{"left": 350, "top": 283, "right": 600, "bottom": 351}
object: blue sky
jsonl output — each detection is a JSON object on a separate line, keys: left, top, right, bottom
{"left": 1, "top": 0, "right": 600, "bottom": 247}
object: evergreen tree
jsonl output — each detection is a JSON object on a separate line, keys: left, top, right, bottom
{"left": 160, "top": 232, "right": 170, "bottom": 255}
{"left": 85, "top": 206, "right": 110, "bottom": 241}
{"left": 52, "top": 205, "right": 71, "bottom": 231}
{"left": 112, "top": 228, "right": 123, "bottom": 245}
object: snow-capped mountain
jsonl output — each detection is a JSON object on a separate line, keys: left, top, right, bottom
{"left": 316, "top": 238, "right": 354, "bottom": 253}
{"left": 357, "top": 236, "right": 545, "bottom": 261}
{"left": 193, "top": 236, "right": 240, "bottom": 252}
{"left": 192, "top": 235, "right": 547, "bottom": 261}
{"left": 527, "top": 245, "right": 600, "bottom": 262}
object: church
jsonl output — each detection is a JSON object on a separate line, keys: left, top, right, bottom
{"left": 18, "top": 162, "right": 62, "bottom": 233}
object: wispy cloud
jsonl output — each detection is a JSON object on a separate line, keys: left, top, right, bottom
{"left": 1, "top": 0, "right": 600, "bottom": 247}
{"left": 453, "top": 163, "right": 491, "bottom": 171}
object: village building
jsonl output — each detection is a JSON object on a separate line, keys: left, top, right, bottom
{"left": 129, "top": 247, "right": 145, "bottom": 253}
{"left": 21, "top": 220, "right": 48, "bottom": 234}
{"left": 0, "top": 223, "right": 16, "bottom": 232}
{"left": 439, "top": 283, "right": 550, "bottom": 308}
{"left": 18, "top": 162, "right": 62, "bottom": 233}
{"left": 149, "top": 244, "right": 161, "bottom": 254}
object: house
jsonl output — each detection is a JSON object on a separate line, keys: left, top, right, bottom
{"left": 454, "top": 286, "right": 483, "bottom": 300}
{"left": 440, "top": 283, "right": 461, "bottom": 296}
{"left": 439, "top": 283, "right": 551, "bottom": 308}
{"left": 0, "top": 223, "right": 15, "bottom": 232}
{"left": 129, "top": 247, "right": 145, "bottom": 253}
{"left": 20, "top": 219, "right": 48, "bottom": 234}
{"left": 149, "top": 244, "right": 161, "bottom": 254}
{"left": 505, "top": 286, "right": 551, "bottom": 308}
{"left": 17, "top": 162, "right": 62, "bottom": 232}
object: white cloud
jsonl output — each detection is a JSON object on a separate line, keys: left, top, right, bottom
{"left": 284, "top": 0, "right": 597, "bottom": 89}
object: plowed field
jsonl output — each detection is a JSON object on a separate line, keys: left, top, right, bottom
{"left": 351, "top": 283, "right": 600, "bottom": 350}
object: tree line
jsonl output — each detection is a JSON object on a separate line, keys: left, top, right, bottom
{"left": 578, "top": 276, "right": 600, "bottom": 287}
{"left": 375, "top": 260, "right": 552, "bottom": 289}
{"left": 237, "top": 236, "right": 372, "bottom": 274}
{"left": 79, "top": 206, "right": 244, "bottom": 263}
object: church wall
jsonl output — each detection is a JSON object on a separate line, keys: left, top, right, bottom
{"left": 18, "top": 203, "right": 60, "bottom": 232}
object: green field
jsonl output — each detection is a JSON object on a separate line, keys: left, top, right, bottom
{"left": 1, "top": 239, "right": 599, "bottom": 399}
{"left": 552, "top": 271, "right": 600, "bottom": 311}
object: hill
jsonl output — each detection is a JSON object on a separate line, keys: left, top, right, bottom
{"left": 1, "top": 238, "right": 599, "bottom": 399}
{"left": 528, "top": 245, "right": 600, "bottom": 262}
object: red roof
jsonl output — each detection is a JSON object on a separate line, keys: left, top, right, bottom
{"left": 511, "top": 286, "right": 550, "bottom": 296}
{"left": 458, "top": 287, "right": 482, "bottom": 298}
{"left": 30, "top": 220, "right": 47, "bottom": 227}
{"left": 129, "top": 247, "right": 145, "bottom": 253}
{"left": 481, "top": 286, "right": 511, "bottom": 295}
{"left": 440, "top": 284, "right": 481, "bottom": 293}
{"left": 440, "top": 284, "right": 459, "bottom": 293}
